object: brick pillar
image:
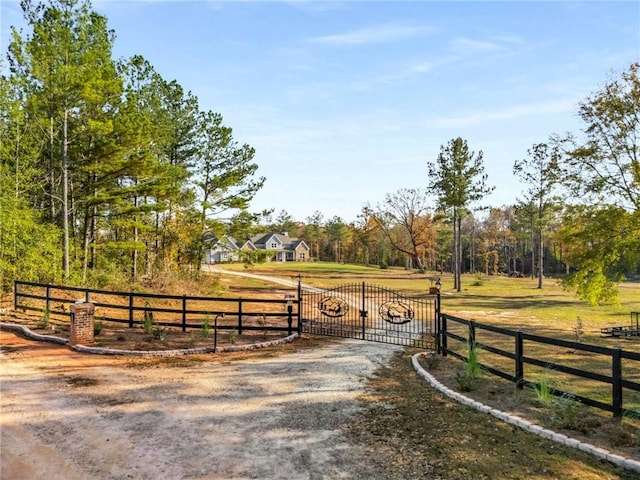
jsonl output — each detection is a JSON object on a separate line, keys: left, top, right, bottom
{"left": 69, "top": 303, "right": 95, "bottom": 345}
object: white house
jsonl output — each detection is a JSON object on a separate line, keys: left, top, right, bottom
{"left": 203, "top": 234, "right": 241, "bottom": 264}
{"left": 203, "top": 232, "right": 310, "bottom": 263}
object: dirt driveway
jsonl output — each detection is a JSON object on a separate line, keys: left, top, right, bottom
{"left": 0, "top": 331, "right": 404, "bottom": 480}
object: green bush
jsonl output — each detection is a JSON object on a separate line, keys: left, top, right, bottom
{"left": 93, "top": 320, "right": 103, "bottom": 336}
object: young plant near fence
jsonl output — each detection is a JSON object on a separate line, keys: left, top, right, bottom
{"left": 38, "top": 309, "right": 50, "bottom": 329}
{"left": 93, "top": 320, "right": 103, "bottom": 336}
{"left": 456, "top": 341, "right": 482, "bottom": 391}
{"left": 142, "top": 301, "right": 154, "bottom": 334}
{"left": 465, "top": 340, "right": 482, "bottom": 379}
{"left": 534, "top": 368, "right": 555, "bottom": 407}
{"left": 202, "top": 315, "right": 212, "bottom": 338}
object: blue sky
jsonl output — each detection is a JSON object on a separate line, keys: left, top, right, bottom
{"left": 1, "top": 1, "right": 639, "bottom": 223}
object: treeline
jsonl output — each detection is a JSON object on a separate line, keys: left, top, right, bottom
{"left": 1, "top": 0, "right": 638, "bottom": 307}
{"left": 1, "top": 0, "right": 264, "bottom": 290}
{"left": 266, "top": 204, "right": 569, "bottom": 278}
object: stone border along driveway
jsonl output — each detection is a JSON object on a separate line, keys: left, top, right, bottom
{"left": 411, "top": 353, "right": 640, "bottom": 474}
{"left": 0, "top": 322, "right": 300, "bottom": 356}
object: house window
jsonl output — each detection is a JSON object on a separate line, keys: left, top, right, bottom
{"left": 300, "top": 253, "right": 305, "bottom": 260}
{"left": 271, "top": 242, "right": 278, "bottom": 249}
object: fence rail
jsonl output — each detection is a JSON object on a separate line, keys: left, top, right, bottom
{"left": 14, "top": 281, "right": 300, "bottom": 336}
{"left": 439, "top": 313, "right": 640, "bottom": 418}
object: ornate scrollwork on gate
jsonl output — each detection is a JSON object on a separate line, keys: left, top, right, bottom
{"left": 317, "top": 296, "right": 349, "bottom": 318}
{"left": 379, "top": 301, "right": 414, "bottom": 324}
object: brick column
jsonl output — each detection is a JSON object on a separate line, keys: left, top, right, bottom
{"left": 69, "top": 303, "right": 95, "bottom": 346}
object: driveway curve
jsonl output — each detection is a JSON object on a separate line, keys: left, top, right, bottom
{"left": 1, "top": 330, "right": 402, "bottom": 480}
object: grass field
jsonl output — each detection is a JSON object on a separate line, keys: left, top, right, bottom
{"left": 217, "top": 261, "right": 640, "bottom": 343}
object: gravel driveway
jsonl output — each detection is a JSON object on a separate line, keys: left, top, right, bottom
{"left": 1, "top": 331, "right": 401, "bottom": 480}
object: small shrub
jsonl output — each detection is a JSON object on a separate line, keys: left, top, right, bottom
{"left": 455, "top": 371, "right": 475, "bottom": 392}
{"left": 573, "top": 316, "right": 585, "bottom": 343}
{"left": 142, "top": 302, "right": 154, "bottom": 334}
{"left": 225, "top": 331, "right": 237, "bottom": 344}
{"left": 38, "top": 309, "right": 50, "bottom": 329}
{"left": 534, "top": 369, "right": 555, "bottom": 407}
{"left": 93, "top": 321, "right": 103, "bottom": 336}
{"left": 152, "top": 327, "right": 168, "bottom": 342}
{"left": 471, "top": 273, "right": 483, "bottom": 287}
{"left": 202, "top": 315, "right": 212, "bottom": 338}
{"left": 465, "top": 341, "right": 481, "bottom": 379}
{"left": 550, "top": 394, "right": 586, "bottom": 432}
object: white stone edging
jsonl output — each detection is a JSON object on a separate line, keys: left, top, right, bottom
{"left": 0, "top": 322, "right": 298, "bottom": 357}
{"left": 412, "top": 353, "right": 640, "bottom": 474}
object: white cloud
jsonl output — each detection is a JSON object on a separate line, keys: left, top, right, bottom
{"left": 435, "top": 99, "right": 578, "bottom": 129}
{"left": 308, "top": 23, "right": 434, "bottom": 46}
{"left": 450, "top": 37, "right": 506, "bottom": 54}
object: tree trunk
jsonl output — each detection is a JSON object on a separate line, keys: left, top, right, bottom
{"left": 457, "top": 215, "right": 462, "bottom": 292}
{"left": 62, "top": 110, "right": 70, "bottom": 281}
{"left": 49, "top": 116, "right": 56, "bottom": 222}
{"left": 132, "top": 193, "right": 138, "bottom": 281}
{"left": 82, "top": 204, "right": 90, "bottom": 283}
{"left": 537, "top": 229, "right": 544, "bottom": 289}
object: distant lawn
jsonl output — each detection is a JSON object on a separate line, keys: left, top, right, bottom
{"left": 213, "top": 262, "right": 640, "bottom": 343}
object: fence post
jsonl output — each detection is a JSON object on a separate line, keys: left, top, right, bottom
{"left": 14, "top": 281, "right": 19, "bottom": 310}
{"left": 182, "top": 295, "right": 187, "bottom": 332}
{"left": 238, "top": 299, "right": 243, "bottom": 335}
{"left": 297, "top": 274, "right": 302, "bottom": 334}
{"left": 85, "top": 289, "right": 91, "bottom": 303}
{"left": 515, "top": 330, "right": 524, "bottom": 389}
{"left": 441, "top": 314, "right": 448, "bottom": 357}
{"left": 612, "top": 347, "right": 623, "bottom": 418}
{"left": 468, "top": 320, "right": 476, "bottom": 348}
{"left": 45, "top": 285, "right": 51, "bottom": 313}
{"left": 128, "top": 293, "right": 134, "bottom": 328}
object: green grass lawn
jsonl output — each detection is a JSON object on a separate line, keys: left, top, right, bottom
{"left": 216, "top": 261, "right": 640, "bottom": 339}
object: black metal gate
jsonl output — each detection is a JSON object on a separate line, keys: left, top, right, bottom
{"left": 300, "top": 283, "right": 439, "bottom": 349}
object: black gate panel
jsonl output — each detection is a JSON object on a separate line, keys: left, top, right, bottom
{"left": 300, "top": 283, "right": 438, "bottom": 349}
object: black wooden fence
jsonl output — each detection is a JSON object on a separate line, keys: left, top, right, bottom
{"left": 14, "top": 281, "right": 300, "bottom": 336}
{"left": 439, "top": 313, "right": 640, "bottom": 418}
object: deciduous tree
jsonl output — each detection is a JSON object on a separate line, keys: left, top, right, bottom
{"left": 558, "top": 62, "right": 640, "bottom": 304}
{"left": 372, "top": 188, "right": 434, "bottom": 272}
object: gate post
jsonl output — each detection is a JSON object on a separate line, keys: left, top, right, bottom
{"left": 441, "top": 314, "right": 448, "bottom": 357}
{"left": 435, "top": 288, "right": 441, "bottom": 353}
{"left": 69, "top": 302, "right": 95, "bottom": 346}
{"left": 360, "top": 282, "right": 367, "bottom": 340}
{"left": 297, "top": 275, "right": 302, "bottom": 334}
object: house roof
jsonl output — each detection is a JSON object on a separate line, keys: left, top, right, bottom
{"left": 205, "top": 232, "right": 309, "bottom": 253}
